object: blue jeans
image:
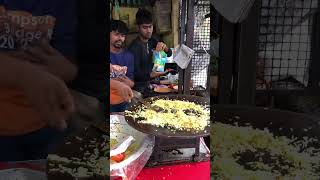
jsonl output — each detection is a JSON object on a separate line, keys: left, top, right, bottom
{"left": 0, "top": 127, "right": 69, "bottom": 162}
{"left": 110, "top": 102, "right": 128, "bottom": 113}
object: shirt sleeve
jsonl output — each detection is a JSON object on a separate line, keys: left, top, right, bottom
{"left": 128, "top": 42, "right": 144, "bottom": 81}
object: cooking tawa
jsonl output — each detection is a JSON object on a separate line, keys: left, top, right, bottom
{"left": 47, "top": 124, "right": 109, "bottom": 180}
{"left": 125, "top": 95, "right": 210, "bottom": 138}
{"left": 211, "top": 104, "right": 320, "bottom": 177}
{"left": 213, "top": 104, "right": 320, "bottom": 150}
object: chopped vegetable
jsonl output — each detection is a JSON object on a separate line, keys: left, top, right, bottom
{"left": 211, "top": 122, "right": 320, "bottom": 179}
{"left": 126, "top": 99, "right": 210, "bottom": 131}
{"left": 48, "top": 135, "right": 109, "bottom": 178}
{"left": 111, "top": 153, "right": 125, "bottom": 163}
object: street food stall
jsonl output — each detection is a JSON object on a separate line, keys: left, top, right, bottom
{"left": 0, "top": 0, "right": 211, "bottom": 179}
{"left": 108, "top": 0, "right": 211, "bottom": 179}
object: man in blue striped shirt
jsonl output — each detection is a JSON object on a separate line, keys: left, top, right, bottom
{"left": 110, "top": 20, "right": 134, "bottom": 112}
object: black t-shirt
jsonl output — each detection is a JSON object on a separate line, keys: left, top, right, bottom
{"left": 128, "top": 36, "right": 172, "bottom": 92}
{"left": 70, "top": 0, "right": 107, "bottom": 104}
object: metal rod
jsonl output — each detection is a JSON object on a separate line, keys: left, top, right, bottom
{"left": 184, "top": 0, "right": 195, "bottom": 94}
{"left": 234, "top": 0, "right": 261, "bottom": 105}
{"left": 308, "top": 6, "right": 320, "bottom": 87}
{"left": 178, "top": 0, "right": 187, "bottom": 94}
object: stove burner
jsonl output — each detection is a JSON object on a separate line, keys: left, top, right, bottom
{"left": 162, "top": 149, "right": 184, "bottom": 155}
{"left": 146, "top": 137, "right": 210, "bottom": 167}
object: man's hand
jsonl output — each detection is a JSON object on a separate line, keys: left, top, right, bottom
{"left": 165, "top": 68, "right": 175, "bottom": 74}
{"left": 114, "top": 76, "right": 134, "bottom": 88}
{"left": 22, "top": 39, "right": 77, "bottom": 82}
{"left": 118, "top": 83, "right": 133, "bottom": 102}
{"left": 18, "top": 63, "right": 75, "bottom": 131}
{"left": 150, "top": 69, "right": 175, "bottom": 78}
{"left": 0, "top": 42, "right": 74, "bottom": 131}
{"left": 111, "top": 79, "right": 133, "bottom": 102}
{"left": 155, "top": 42, "right": 169, "bottom": 52}
{"left": 1, "top": 50, "right": 41, "bottom": 64}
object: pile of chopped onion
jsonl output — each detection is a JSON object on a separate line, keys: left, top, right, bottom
{"left": 126, "top": 99, "right": 210, "bottom": 132}
{"left": 211, "top": 122, "right": 320, "bottom": 180}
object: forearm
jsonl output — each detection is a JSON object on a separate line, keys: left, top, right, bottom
{"left": 124, "top": 79, "right": 134, "bottom": 88}
{"left": 42, "top": 58, "right": 78, "bottom": 82}
{"left": 111, "top": 78, "right": 133, "bottom": 97}
{"left": 150, "top": 71, "right": 166, "bottom": 79}
{"left": 0, "top": 51, "right": 77, "bottom": 83}
{"left": 0, "top": 53, "right": 40, "bottom": 88}
{"left": 110, "top": 79, "right": 124, "bottom": 89}
{"left": 113, "top": 77, "right": 134, "bottom": 88}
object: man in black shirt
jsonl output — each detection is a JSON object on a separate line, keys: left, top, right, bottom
{"left": 128, "top": 8, "right": 173, "bottom": 96}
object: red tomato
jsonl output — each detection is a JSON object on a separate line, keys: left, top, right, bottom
{"left": 111, "top": 153, "right": 125, "bottom": 162}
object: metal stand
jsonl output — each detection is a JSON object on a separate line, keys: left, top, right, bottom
{"left": 146, "top": 136, "right": 209, "bottom": 167}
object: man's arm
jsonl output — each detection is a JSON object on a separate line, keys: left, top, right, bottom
{"left": 150, "top": 68, "right": 174, "bottom": 78}
{"left": 114, "top": 76, "right": 134, "bottom": 88}
{"left": 4, "top": 0, "right": 78, "bottom": 84}
{"left": 24, "top": 40, "right": 78, "bottom": 82}
{"left": 0, "top": 53, "right": 33, "bottom": 88}
{"left": 162, "top": 43, "right": 172, "bottom": 57}
{"left": 0, "top": 53, "right": 74, "bottom": 130}
{"left": 5, "top": 43, "right": 77, "bottom": 83}
{"left": 110, "top": 79, "right": 133, "bottom": 102}
{"left": 150, "top": 71, "right": 165, "bottom": 79}
{"left": 152, "top": 37, "right": 172, "bottom": 57}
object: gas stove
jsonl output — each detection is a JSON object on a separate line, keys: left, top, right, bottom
{"left": 145, "top": 137, "right": 210, "bottom": 167}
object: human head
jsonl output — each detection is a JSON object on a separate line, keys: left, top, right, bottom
{"left": 110, "top": 19, "right": 129, "bottom": 50}
{"left": 136, "top": 8, "right": 153, "bottom": 41}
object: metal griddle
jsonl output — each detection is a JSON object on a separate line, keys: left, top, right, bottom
{"left": 125, "top": 95, "right": 210, "bottom": 138}
{"left": 125, "top": 95, "right": 210, "bottom": 165}
{"left": 47, "top": 124, "right": 108, "bottom": 180}
{"left": 212, "top": 104, "right": 320, "bottom": 157}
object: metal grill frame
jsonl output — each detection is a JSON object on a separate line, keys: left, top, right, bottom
{"left": 217, "top": 0, "right": 320, "bottom": 105}
{"left": 191, "top": 0, "right": 211, "bottom": 90}
{"left": 257, "top": 0, "right": 319, "bottom": 90}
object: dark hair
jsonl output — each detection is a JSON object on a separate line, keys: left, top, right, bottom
{"left": 136, "top": 8, "right": 153, "bottom": 25}
{"left": 110, "top": 19, "right": 129, "bottom": 34}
